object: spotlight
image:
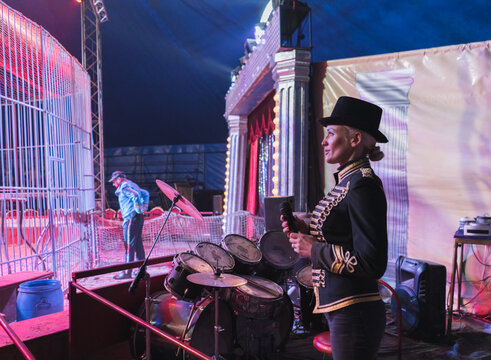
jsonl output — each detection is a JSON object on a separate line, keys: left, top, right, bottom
{"left": 92, "top": 0, "right": 109, "bottom": 23}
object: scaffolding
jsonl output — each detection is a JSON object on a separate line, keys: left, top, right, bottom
{"left": 0, "top": 1, "right": 95, "bottom": 289}
{"left": 81, "top": 0, "right": 108, "bottom": 213}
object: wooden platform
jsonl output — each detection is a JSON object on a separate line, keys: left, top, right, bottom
{"left": 0, "top": 310, "right": 68, "bottom": 360}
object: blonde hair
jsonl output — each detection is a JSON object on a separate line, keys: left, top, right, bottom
{"left": 344, "top": 126, "right": 384, "bottom": 161}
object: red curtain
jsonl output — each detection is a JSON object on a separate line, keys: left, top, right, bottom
{"left": 245, "top": 91, "right": 276, "bottom": 215}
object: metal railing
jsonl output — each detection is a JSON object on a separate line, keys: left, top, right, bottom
{"left": 0, "top": 313, "right": 35, "bottom": 360}
{"left": 70, "top": 256, "right": 213, "bottom": 360}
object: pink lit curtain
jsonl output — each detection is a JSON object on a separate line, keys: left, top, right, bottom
{"left": 245, "top": 91, "right": 275, "bottom": 215}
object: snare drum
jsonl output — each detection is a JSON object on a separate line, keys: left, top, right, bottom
{"left": 222, "top": 234, "right": 262, "bottom": 275}
{"left": 229, "top": 275, "right": 283, "bottom": 319}
{"left": 164, "top": 252, "right": 213, "bottom": 302}
{"left": 195, "top": 242, "right": 235, "bottom": 273}
{"left": 256, "top": 231, "right": 299, "bottom": 283}
{"left": 296, "top": 264, "right": 313, "bottom": 289}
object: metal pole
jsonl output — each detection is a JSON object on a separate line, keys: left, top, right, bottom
{"left": 71, "top": 282, "right": 213, "bottom": 360}
{"left": 144, "top": 270, "right": 151, "bottom": 360}
{"left": 0, "top": 313, "right": 36, "bottom": 360}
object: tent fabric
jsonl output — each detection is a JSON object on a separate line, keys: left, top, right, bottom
{"left": 311, "top": 41, "right": 491, "bottom": 292}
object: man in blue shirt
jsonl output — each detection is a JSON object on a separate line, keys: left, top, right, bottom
{"left": 109, "top": 171, "right": 150, "bottom": 279}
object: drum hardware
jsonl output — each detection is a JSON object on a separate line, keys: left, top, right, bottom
{"left": 129, "top": 180, "right": 204, "bottom": 360}
{"left": 187, "top": 271, "right": 247, "bottom": 360}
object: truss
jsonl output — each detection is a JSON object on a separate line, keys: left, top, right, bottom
{"left": 81, "top": 0, "right": 108, "bottom": 213}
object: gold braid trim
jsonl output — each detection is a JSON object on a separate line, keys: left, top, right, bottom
{"left": 313, "top": 290, "right": 382, "bottom": 313}
{"left": 309, "top": 183, "right": 349, "bottom": 242}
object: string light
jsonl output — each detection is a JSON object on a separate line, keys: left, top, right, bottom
{"left": 272, "top": 91, "right": 280, "bottom": 196}
{"left": 223, "top": 136, "right": 232, "bottom": 219}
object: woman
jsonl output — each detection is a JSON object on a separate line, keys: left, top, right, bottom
{"left": 283, "top": 96, "right": 388, "bottom": 360}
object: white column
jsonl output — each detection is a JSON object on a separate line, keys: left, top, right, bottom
{"left": 226, "top": 115, "right": 248, "bottom": 215}
{"left": 272, "top": 49, "right": 311, "bottom": 211}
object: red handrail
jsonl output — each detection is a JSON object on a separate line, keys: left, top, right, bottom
{"left": 378, "top": 279, "right": 402, "bottom": 360}
{"left": 70, "top": 282, "right": 213, "bottom": 360}
{"left": 0, "top": 313, "right": 36, "bottom": 360}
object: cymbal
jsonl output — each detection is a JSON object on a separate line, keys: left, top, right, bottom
{"left": 156, "top": 179, "right": 203, "bottom": 221}
{"left": 187, "top": 273, "right": 247, "bottom": 288}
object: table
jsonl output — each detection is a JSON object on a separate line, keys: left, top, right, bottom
{"left": 447, "top": 231, "right": 491, "bottom": 333}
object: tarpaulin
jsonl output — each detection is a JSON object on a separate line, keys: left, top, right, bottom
{"left": 312, "top": 41, "right": 491, "bottom": 313}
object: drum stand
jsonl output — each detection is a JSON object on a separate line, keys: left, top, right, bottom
{"left": 213, "top": 285, "right": 222, "bottom": 360}
{"left": 129, "top": 194, "right": 182, "bottom": 360}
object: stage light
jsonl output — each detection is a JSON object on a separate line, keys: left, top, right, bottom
{"left": 75, "top": 0, "right": 82, "bottom": 3}
{"left": 92, "top": 0, "right": 108, "bottom": 23}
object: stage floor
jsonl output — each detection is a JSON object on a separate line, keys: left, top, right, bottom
{"left": 89, "top": 317, "right": 491, "bottom": 360}
{"left": 85, "top": 245, "right": 491, "bottom": 360}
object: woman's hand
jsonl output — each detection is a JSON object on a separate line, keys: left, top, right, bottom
{"left": 280, "top": 212, "right": 310, "bottom": 234}
{"left": 288, "top": 232, "right": 316, "bottom": 258}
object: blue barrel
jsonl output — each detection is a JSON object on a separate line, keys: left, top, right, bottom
{"left": 16, "top": 280, "right": 64, "bottom": 321}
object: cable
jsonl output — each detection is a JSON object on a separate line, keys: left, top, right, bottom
{"left": 471, "top": 244, "right": 491, "bottom": 267}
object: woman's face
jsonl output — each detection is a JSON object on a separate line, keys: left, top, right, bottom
{"left": 321, "top": 125, "right": 355, "bottom": 165}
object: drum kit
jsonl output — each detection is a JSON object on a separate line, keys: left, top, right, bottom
{"left": 129, "top": 180, "right": 323, "bottom": 360}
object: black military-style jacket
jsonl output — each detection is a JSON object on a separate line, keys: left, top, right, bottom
{"left": 310, "top": 157, "right": 388, "bottom": 313}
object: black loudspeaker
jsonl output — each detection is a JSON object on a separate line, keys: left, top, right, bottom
{"left": 392, "top": 256, "right": 446, "bottom": 340}
{"left": 264, "top": 196, "right": 294, "bottom": 232}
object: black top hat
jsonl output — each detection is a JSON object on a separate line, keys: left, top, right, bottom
{"left": 109, "top": 170, "right": 126, "bottom": 182}
{"left": 318, "top": 96, "right": 388, "bottom": 143}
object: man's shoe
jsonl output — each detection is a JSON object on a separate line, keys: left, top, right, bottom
{"left": 114, "top": 271, "right": 132, "bottom": 280}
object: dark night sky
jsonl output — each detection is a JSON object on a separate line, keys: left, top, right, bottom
{"left": 4, "top": 0, "right": 491, "bottom": 148}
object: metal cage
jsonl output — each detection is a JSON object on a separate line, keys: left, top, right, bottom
{"left": 0, "top": 1, "right": 95, "bottom": 290}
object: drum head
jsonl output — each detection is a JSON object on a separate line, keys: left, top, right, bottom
{"left": 296, "top": 264, "right": 313, "bottom": 288}
{"left": 195, "top": 242, "right": 235, "bottom": 272}
{"left": 260, "top": 231, "right": 299, "bottom": 269}
{"left": 179, "top": 252, "right": 213, "bottom": 273}
{"left": 223, "top": 234, "right": 262, "bottom": 264}
{"left": 237, "top": 275, "right": 283, "bottom": 299}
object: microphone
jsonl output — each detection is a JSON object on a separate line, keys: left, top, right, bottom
{"left": 280, "top": 201, "right": 297, "bottom": 233}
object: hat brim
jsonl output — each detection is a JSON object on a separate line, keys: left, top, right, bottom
{"left": 318, "top": 116, "right": 388, "bottom": 143}
{"left": 109, "top": 174, "right": 124, "bottom": 182}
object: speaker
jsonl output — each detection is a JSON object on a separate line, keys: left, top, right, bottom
{"left": 393, "top": 256, "right": 446, "bottom": 340}
{"left": 264, "top": 196, "right": 294, "bottom": 232}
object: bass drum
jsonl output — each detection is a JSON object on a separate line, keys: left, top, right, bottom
{"left": 235, "top": 293, "right": 293, "bottom": 359}
{"left": 130, "top": 290, "right": 235, "bottom": 360}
